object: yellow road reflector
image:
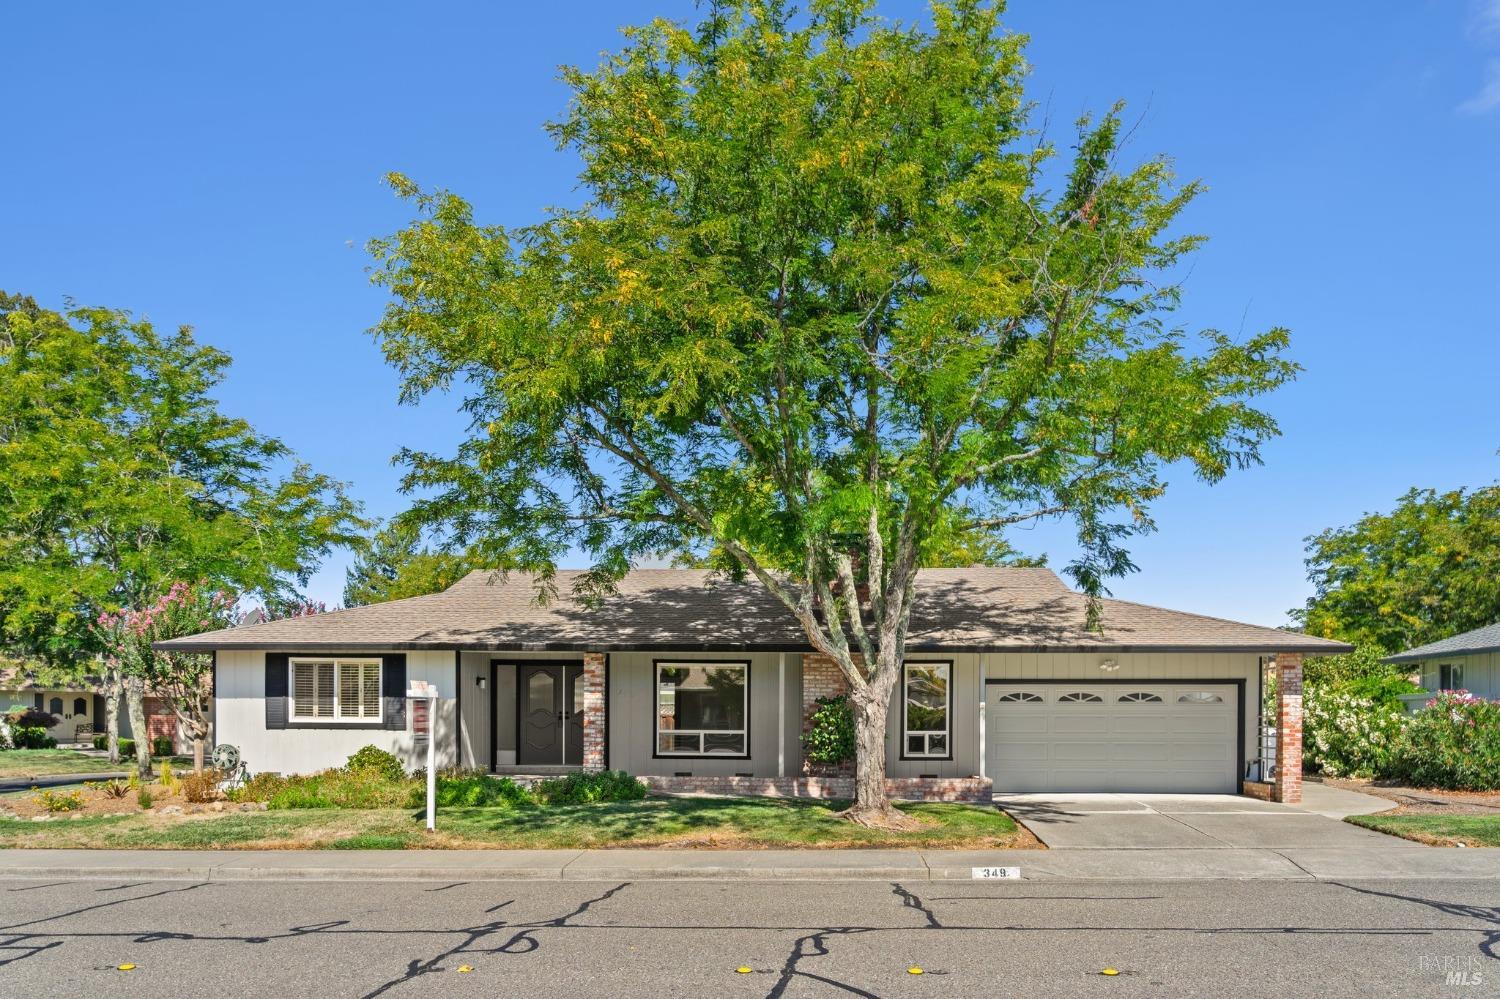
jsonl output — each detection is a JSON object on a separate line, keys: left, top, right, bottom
{"left": 117, "top": 964, "right": 136, "bottom": 971}
{"left": 736, "top": 966, "right": 752, "bottom": 974}
{"left": 908, "top": 967, "right": 924, "bottom": 975}
{"left": 457, "top": 965, "right": 474, "bottom": 973}
{"left": 1101, "top": 968, "right": 1120, "bottom": 976}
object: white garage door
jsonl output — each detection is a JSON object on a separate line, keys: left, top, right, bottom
{"left": 987, "top": 683, "right": 1238, "bottom": 793}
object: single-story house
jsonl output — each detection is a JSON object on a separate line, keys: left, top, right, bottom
{"left": 0, "top": 665, "right": 111, "bottom": 744}
{"left": 154, "top": 567, "right": 1349, "bottom": 803}
{"left": 1383, "top": 622, "right": 1500, "bottom": 711}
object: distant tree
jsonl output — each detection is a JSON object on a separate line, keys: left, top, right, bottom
{"left": 1294, "top": 483, "right": 1500, "bottom": 653}
{"left": 369, "top": 0, "right": 1296, "bottom": 823}
{"left": 0, "top": 292, "right": 367, "bottom": 762}
{"left": 343, "top": 521, "right": 492, "bottom": 606}
{"left": 97, "top": 583, "right": 234, "bottom": 775}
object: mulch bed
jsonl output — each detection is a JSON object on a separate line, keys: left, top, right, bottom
{"left": 1314, "top": 775, "right": 1500, "bottom": 816}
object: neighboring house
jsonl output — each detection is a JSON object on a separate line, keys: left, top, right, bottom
{"left": 1383, "top": 623, "right": 1500, "bottom": 711}
{"left": 0, "top": 665, "right": 110, "bottom": 743}
{"left": 154, "top": 568, "right": 1348, "bottom": 803}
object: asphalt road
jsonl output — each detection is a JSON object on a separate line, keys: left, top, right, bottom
{"left": 0, "top": 876, "right": 1495, "bottom": 997}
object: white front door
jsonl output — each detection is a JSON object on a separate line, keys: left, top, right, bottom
{"left": 987, "top": 682, "right": 1238, "bottom": 793}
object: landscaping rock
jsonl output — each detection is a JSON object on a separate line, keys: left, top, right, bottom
{"left": 159, "top": 805, "right": 183, "bottom": 815}
{"left": 30, "top": 815, "right": 50, "bottom": 822}
{"left": 209, "top": 801, "right": 227, "bottom": 813}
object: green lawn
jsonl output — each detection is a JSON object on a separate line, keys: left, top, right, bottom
{"left": 0, "top": 749, "right": 126, "bottom": 778}
{"left": 0, "top": 749, "right": 195, "bottom": 779}
{"left": 1348, "top": 813, "right": 1500, "bottom": 847}
{"left": 0, "top": 797, "right": 1024, "bottom": 851}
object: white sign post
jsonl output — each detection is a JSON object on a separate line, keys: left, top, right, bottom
{"left": 407, "top": 681, "right": 438, "bottom": 831}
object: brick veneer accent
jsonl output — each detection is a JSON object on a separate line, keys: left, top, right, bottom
{"left": 641, "top": 774, "right": 992, "bottom": 804}
{"left": 582, "top": 652, "right": 606, "bottom": 772}
{"left": 1274, "top": 652, "right": 1303, "bottom": 804}
{"left": 800, "top": 654, "right": 854, "bottom": 776}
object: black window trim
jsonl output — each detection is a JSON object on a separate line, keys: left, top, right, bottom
{"left": 651, "top": 658, "right": 752, "bottom": 761}
{"left": 899, "top": 659, "right": 955, "bottom": 762}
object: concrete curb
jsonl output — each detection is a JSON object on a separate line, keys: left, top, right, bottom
{"left": 3, "top": 846, "right": 1500, "bottom": 883}
{"left": 0, "top": 772, "right": 129, "bottom": 791}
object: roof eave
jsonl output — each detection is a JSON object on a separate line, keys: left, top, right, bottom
{"left": 154, "top": 638, "right": 1355, "bottom": 655}
{"left": 1383, "top": 644, "right": 1500, "bottom": 665}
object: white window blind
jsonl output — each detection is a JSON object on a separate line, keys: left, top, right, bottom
{"left": 291, "top": 659, "right": 381, "bottom": 721}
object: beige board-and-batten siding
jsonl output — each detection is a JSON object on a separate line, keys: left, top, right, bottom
{"left": 214, "top": 649, "right": 459, "bottom": 776}
{"left": 1414, "top": 651, "right": 1499, "bottom": 700}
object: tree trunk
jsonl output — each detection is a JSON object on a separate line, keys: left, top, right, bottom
{"left": 839, "top": 686, "right": 915, "bottom": 828}
{"left": 125, "top": 676, "right": 152, "bottom": 779}
{"left": 193, "top": 736, "right": 205, "bottom": 774}
{"left": 103, "top": 670, "right": 121, "bottom": 765}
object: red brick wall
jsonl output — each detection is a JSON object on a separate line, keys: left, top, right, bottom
{"left": 1274, "top": 652, "right": 1303, "bottom": 804}
{"left": 799, "top": 654, "right": 854, "bottom": 776}
{"left": 641, "top": 774, "right": 992, "bottom": 803}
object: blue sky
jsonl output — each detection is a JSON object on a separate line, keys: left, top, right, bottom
{"left": 5, "top": 1, "right": 1498, "bottom": 625}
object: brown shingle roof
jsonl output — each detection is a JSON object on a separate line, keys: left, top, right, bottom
{"left": 154, "top": 567, "right": 1349, "bottom": 655}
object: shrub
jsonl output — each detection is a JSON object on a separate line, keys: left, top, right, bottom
{"left": 1387, "top": 692, "right": 1500, "bottom": 791}
{"left": 94, "top": 735, "right": 138, "bottom": 756}
{"left": 158, "top": 763, "right": 177, "bottom": 790}
{"left": 181, "top": 768, "right": 224, "bottom": 803}
{"left": 137, "top": 788, "right": 154, "bottom": 809}
{"left": 33, "top": 788, "right": 85, "bottom": 812}
{"left": 5, "top": 707, "right": 58, "bottom": 729}
{"left": 1303, "top": 685, "right": 1407, "bottom": 778}
{"left": 227, "top": 772, "right": 289, "bottom": 803}
{"left": 533, "top": 770, "right": 646, "bottom": 805}
{"left": 413, "top": 772, "right": 532, "bottom": 809}
{"left": 802, "top": 694, "right": 856, "bottom": 767}
{"left": 345, "top": 745, "right": 406, "bottom": 782}
{"left": 10, "top": 726, "right": 57, "bottom": 750}
{"left": 257, "top": 768, "right": 417, "bottom": 810}
{"left": 87, "top": 779, "right": 130, "bottom": 799}
{"left": 152, "top": 736, "right": 174, "bottom": 757}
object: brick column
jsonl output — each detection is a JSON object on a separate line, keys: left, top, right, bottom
{"left": 1274, "top": 652, "right": 1303, "bottom": 804}
{"left": 582, "top": 652, "right": 607, "bottom": 772}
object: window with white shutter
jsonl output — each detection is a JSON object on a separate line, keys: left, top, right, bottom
{"left": 290, "top": 659, "right": 382, "bottom": 722}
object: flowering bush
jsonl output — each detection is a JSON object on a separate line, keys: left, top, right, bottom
{"left": 1303, "top": 685, "right": 1408, "bottom": 778}
{"left": 1387, "top": 692, "right": 1500, "bottom": 791}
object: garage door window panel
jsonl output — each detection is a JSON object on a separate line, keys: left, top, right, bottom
{"left": 902, "top": 662, "right": 952, "bottom": 759}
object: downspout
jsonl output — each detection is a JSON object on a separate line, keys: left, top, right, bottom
{"left": 777, "top": 652, "right": 786, "bottom": 778}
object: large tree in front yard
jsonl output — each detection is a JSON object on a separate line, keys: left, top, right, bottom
{"left": 0, "top": 292, "right": 366, "bottom": 770}
{"left": 369, "top": 0, "right": 1297, "bottom": 824}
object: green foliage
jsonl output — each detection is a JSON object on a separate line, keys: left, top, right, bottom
{"left": 1294, "top": 484, "right": 1500, "bottom": 652}
{"left": 93, "top": 735, "right": 136, "bottom": 757}
{"left": 343, "top": 521, "right": 495, "bottom": 606}
{"left": 345, "top": 745, "right": 407, "bottom": 782}
{"left": 1387, "top": 693, "right": 1500, "bottom": 791}
{"left": 367, "top": 1, "right": 1295, "bottom": 813}
{"left": 533, "top": 770, "right": 647, "bottom": 805}
{"left": 1303, "top": 686, "right": 1408, "bottom": 779}
{"left": 802, "top": 695, "right": 856, "bottom": 766}
{"left": 151, "top": 736, "right": 174, "bottom": 758}
{"left": 261, "top": 769, "right": 419, "bottom": 810}
{"left": 0, "top": 291, "right": 366, "bottom": 665}
{"left": 415, "top": 772, "right": 532, "bottom": 808}
{"left": 1302, "top": 645, "right": 1406, "bottom": 689}
{"left": 10, "top": 727, "right": 56, "bottom": 749}
{"left": 136, "top": 787, "right": 154, "bottom": 809}
{"left": 87, "top": 779, "right": 130, "bottom": 799}
{"left": 32, "top": 788, "right": 85, "bottom": 812}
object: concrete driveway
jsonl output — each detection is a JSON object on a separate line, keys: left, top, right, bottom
{"left": 995, "top": 785, "right": 1420, "bottom": 850}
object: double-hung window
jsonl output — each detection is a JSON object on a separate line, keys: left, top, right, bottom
{"left": 290, "top": 658, "right": 382, "bottom": 722}
{"left": 655, "top": 661, "right": 748, "bottom": 756}
{"left": 1439, "top": 663, "right": 1464, "bottom": 691}
{"left": 903, "top": 661, "right": 951, "bottom": 758}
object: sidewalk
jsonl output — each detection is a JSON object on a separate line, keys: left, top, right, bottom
{"left": 2, "top": 845, "right": 1498, "bottom": 883}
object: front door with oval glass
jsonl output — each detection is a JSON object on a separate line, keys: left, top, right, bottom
{"left": 518, "top": 663, "right": 585, "bottom": 765}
